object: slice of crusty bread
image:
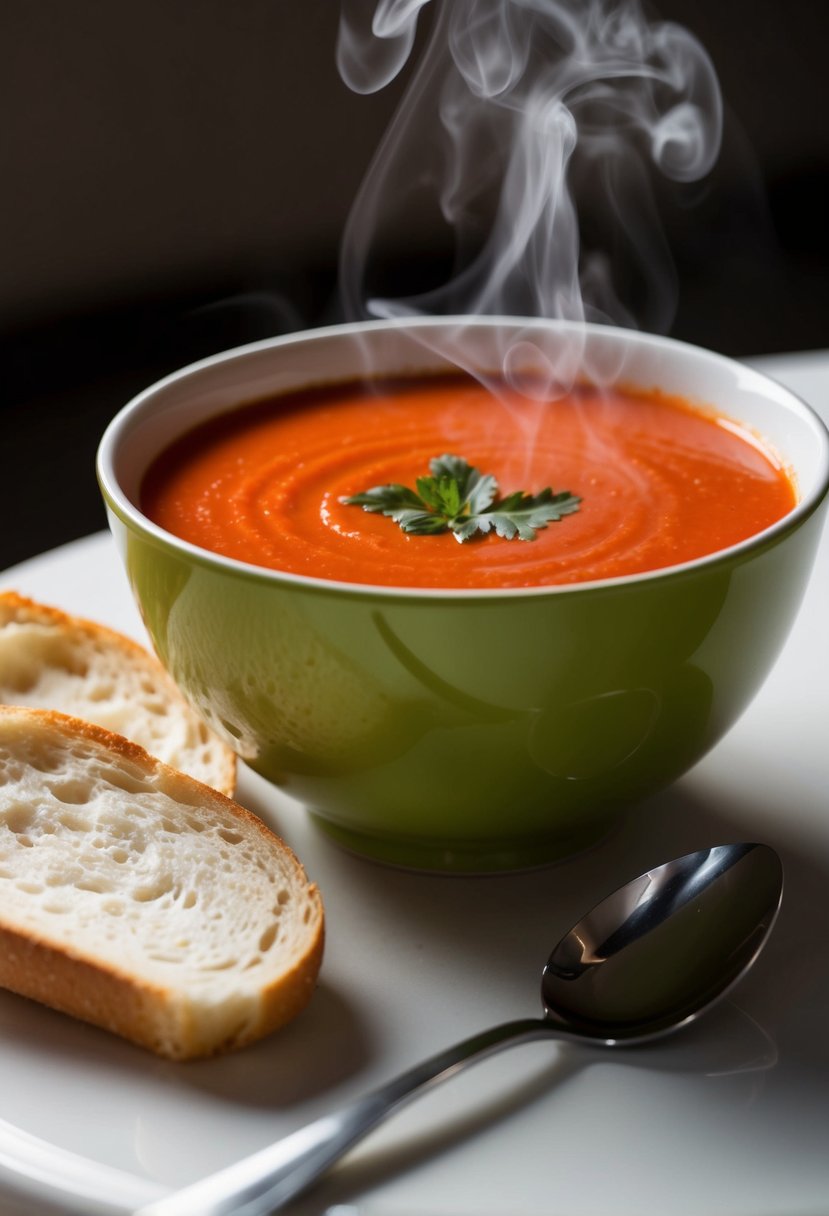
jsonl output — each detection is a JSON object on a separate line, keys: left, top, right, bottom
{"left": 0, "top": 705, "right": 324, "bottom": 1060}
{"left": 0, "top": 591, "right": 236, "bottom": 796}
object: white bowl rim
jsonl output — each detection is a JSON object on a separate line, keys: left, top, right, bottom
{"left": 97, "top": 315, "right": 829, "bottom": 600}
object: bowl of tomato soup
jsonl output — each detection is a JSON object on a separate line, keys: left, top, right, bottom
{"left": 97, "top": 318, "right": 829, "bottom": 871}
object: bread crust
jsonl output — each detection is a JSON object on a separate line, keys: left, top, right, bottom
{"left": 0, "top": 705, "right": 324, "bottom": 1059}
{"left": 0, "top": 590, "right": 237, "bottom": 795}
{"left": 0, "top": 921, "right": 175, "bottom": 1055}
{"left": 0, "top": 914, "right": 325, "bottom": 1060}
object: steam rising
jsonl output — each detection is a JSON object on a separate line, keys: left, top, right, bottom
{"left": 337, "top": 0, "right": 722, "bottom": 346}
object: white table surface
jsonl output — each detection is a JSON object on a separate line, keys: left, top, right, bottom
{"left": 1, "top": 348, "right": 828, "bottom": 1216}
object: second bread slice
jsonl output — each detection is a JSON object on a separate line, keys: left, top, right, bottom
{"left": 0, "top": 591, "right": 236, "bottom": 795}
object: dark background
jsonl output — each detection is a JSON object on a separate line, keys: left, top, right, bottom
{"left": 2, "top": 0, "right": 827, "bottom": 573}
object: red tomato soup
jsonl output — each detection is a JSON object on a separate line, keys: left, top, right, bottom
{"left": 140, "top": 376, "right": 796, "bottom": 590}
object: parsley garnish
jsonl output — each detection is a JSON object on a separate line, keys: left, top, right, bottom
{"left": 341, "top": 454, "right": 581, "bottom": 544}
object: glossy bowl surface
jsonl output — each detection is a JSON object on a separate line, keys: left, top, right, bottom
{"left": 97, "top": 318, "right": 829, "bottom": 871}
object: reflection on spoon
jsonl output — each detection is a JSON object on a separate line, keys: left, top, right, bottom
{"left": 136, "top": 842, "right": 782, "bottom": 1216}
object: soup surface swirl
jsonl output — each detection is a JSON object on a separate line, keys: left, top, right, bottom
{"left": 141, "top": 376, "right": 796, "bottom": 589}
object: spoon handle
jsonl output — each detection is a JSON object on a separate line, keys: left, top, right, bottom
{"left": 135, "top": 1017, "right": 553, "bottom": 1216}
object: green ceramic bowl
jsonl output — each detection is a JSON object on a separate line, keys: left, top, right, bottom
{"left": 97, "top": 318, "right": 829, "bottom": 871}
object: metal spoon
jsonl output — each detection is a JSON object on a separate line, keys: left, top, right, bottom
{"left": 136, "top": 841, "right": 782, "bottom": 1216}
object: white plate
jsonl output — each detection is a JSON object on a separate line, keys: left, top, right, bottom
{"left": 1, "top": 350, "right": 829, "bottom": 1216}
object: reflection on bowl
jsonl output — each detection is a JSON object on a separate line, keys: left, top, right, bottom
{"left": 97, "top": 318, "right": 829, "bottom": 872}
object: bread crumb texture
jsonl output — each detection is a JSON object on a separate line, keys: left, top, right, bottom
{"left": 0, "top": 592, "right": 236, "bottom": 795}
{"left": 0, "top": 706, "right": 323, "bottom": 1059}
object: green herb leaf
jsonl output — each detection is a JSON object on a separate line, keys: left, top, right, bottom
{"left": 341, "top": 455, "right": 581, "bottom": 544}
{"left": 342, "top": 484, "right": 425, "bottom": 514}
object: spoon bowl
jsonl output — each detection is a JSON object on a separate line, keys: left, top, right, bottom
{"left": 542, "top": 842, "right": 783, "bottom": 1042}
{"left": 137, "top": 842, "right": 782, "bottom": 1216}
